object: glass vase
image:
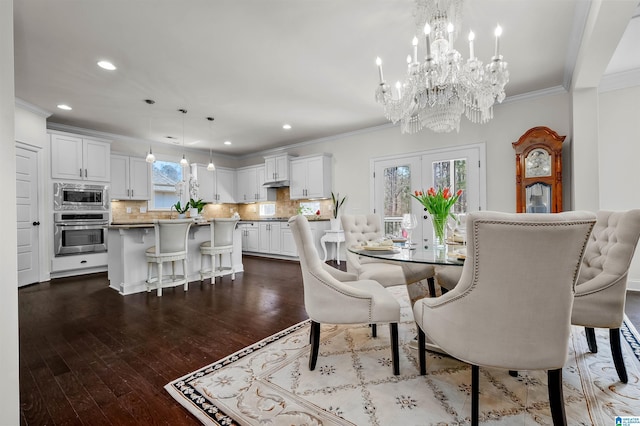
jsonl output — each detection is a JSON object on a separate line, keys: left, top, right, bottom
{"left": 432, "top": 215, "right": 447, "bottom": 250}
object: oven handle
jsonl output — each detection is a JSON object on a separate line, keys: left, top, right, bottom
{"left": 54, "top": 222, "right": 109, "bottom": 227}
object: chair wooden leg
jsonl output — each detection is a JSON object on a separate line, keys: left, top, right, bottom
{"left": 427, "top": 277, "right": 437, "bottom": 297}
{"left": 509, "top": 370, "right": 518, "bottom": 377}
{"left": 390, "top": 323, "right": 399, "bottom": 375}
{"left": 610, "top": 328, "right": 628, "bottom": 383}
{"left": 157, "top": 262, "right": 163, "bottom": 297}
{"left": 309, "top": 321, "right": 321, "bottom": 371}
{"left": 585, "top": 327, "right": 598, "bottom": 353}
{"left": 471, "top": 365, "right": 479, "bottom": 426}
{"left": 418, "top": 328, "right": 426, "bottom": 375}
{"left": 371, "top": 323, "right": 377, "bottom": 338}
{"left": 548, "top": 368, "right": 567, "bottom": 426}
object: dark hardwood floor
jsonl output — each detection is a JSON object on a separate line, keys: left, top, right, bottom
{"left": 19, "top": 256, "right": 640, "bottom": 425}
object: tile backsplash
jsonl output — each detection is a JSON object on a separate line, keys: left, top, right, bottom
{"left": 111, "top": 188, "right": 333, "bottom": 223}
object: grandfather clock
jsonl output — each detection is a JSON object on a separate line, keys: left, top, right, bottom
{"left": 513, "top": 126, "right": 565, "bottom": 213}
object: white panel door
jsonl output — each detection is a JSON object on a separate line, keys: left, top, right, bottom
{"left": 16, "top": 146, "right": 40, "bottom": 287}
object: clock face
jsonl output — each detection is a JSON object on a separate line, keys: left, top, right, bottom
{"left": 525, "top": 148, "right": 551, "bottom": 178}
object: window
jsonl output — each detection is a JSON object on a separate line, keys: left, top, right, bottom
{"left": 151, "top": 160, "right": 185, "bottom": 209}
{"left": 259, "top": 203, "right": 276, "bottom": 217}
{"left": 299, "top": 201, "right": 320, "bottom": 215}
{"left": 432, "top": 158, "right": 467, "bottom": 214}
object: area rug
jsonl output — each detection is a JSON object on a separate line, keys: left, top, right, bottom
{"left": 166, "top": 286, "right": 640, "bottom": 425}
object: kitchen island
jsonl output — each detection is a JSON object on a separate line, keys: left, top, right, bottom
{"left": 107, "top": 221, "right": 243, "bottom": 295}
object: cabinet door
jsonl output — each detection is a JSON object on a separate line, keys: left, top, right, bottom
{"left": 305, "top": 156, "right": 327, "bottom": 198}
{"left": 275, "top": 155, "right": 289, "bottom": 181}
{"left": 51, "top": 134, "right": 84, "bottom": 180}
{"left": 197, "top": 165, "right": 216, "bottom": 203}
{"left": 110, "top": 155, "right": 129, "bottom": 199}
{"left": 216, "top": 168, "right": 236, "bottom": 203}
{"left": 264, "top": 156, "right": 277, "bottom": 182}
{"left": 129, "top": 158, "right": 150, "bottom": 200}
{"left": 289, "top": 159, "right": 307, "bottom": 199}
{"left": 280, "top": 225, "right": 297, "bottom": 257}
{"left": 245, "top": 226, "right": 259, "bottom": 252}
{"left": 236, "top": 168, "right": 250, "bottom": 202}
{"left": 84, "top": 140, "right": 110, "bottom": 182}
{"left": 258, "top": 223, "right": 271, "bottom": 253}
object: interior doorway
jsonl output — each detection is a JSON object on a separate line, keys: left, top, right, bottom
{"left": 16, "top": 145, "right": 40, "bottom": 287}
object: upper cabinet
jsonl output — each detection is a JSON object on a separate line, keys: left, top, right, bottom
{"left": 50, "top": 132, "right": 110, "bottom": 182}
{"left": 264, "top": 154, "right": 291, "bottom": 183}
{"left": 197, "top": 165, "right": 236, "bottom": 204}
{"left": 289, "top": 154, "right": 332, "bottom": 200}
{"left": 236, "top": 164, "right": 276, "bottom": 203}
{"left": 110, "top": 154, "right": 150, "bottom": 200}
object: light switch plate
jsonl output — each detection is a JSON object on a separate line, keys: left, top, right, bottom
{"left": 126, "top": 207, "right": 132, "bottom": 213}
{"left": 140, "top": 206, "right": 147, "bottom": 213}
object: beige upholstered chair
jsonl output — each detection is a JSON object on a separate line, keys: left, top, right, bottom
{"left": 571, "top": 209, "right": 640, "bottom": 384}
{"left": 199, "top": 218, "right": 239, "bottom": 284}
{"left": 146, "top": 219, "right": 194, "bottom": 297}
{"left": 289, "top": 214, "right": 401, "bottom": 375}
{"left": 413, "top": 211, "right": 595, "bottom": 426}
{"left": 341, "top": 214, "right": 436, "bottom": 294}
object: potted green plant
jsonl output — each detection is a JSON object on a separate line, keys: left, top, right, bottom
{"left": 330, "top": 192, "right": 346, "bottom": 230}
{"left": 189, "top": 198, "right": 207, "bottom": 219}
{"left": 172, "top": 201, "right": 190, "bottom": 218}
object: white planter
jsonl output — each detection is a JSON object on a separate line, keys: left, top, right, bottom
{"left": 330, "top": 218, "right": 341, "bottom": 231}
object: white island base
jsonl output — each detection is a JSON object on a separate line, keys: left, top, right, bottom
{"left": 108, "top": 224, "right": 243, "bottom": 295}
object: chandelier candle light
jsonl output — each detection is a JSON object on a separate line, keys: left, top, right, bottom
{"left": 375, "top": 0, "right": 509, "bottom": 133}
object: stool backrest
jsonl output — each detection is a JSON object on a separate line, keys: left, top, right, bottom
{"left": 152, "top": 219, "right": 193, "bottom": 255}
{"left": 211, "top": 218, "right": 239, "bottom": 248}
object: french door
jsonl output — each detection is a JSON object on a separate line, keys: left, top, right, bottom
{"left": 373, "top": 143, "right": 485, "bottom": 249}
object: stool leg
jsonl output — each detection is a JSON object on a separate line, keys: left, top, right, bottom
{"left": 211, "top": 253, "right": 216, "bottom": 284}
{"left": 157, "top": 261, "right": 163, "bottom": 297}
{"left": 230, "top": 251, "right": 235, "bottom": 280}
{"left": 199, "top": 252, "right": 205, "bottom": 283}
{"left": 183, "top": 258, "right": 188, "bottom": 292}
{"left": 146, "top": 262, "right": 152, "bottom": 292}
{"left": 171, "top": 261, "right": 176, "bottom": 280}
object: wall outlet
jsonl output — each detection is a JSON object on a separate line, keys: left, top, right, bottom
{"left": 140, "top": 206, "right": 147, "bottom": 213}
{"left": 126, "top": 207, "right": 132, "bottom": 214}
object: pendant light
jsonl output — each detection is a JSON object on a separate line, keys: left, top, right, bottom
{"left": 206, "top": 116, "right": 216, "bottom": 171}
{"left": 144, "top": 99, "right": 156, "bottom": 163}
{"left": 178, "top": 108, "right": 188, "bottom": 166}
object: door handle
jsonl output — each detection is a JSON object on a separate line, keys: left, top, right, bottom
{"left": 32, "top": 221, "right": 40, "bottom": 226}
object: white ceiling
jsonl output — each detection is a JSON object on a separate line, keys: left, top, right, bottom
{"left": 13, "top": 0, "right": 640, "bottom": 156}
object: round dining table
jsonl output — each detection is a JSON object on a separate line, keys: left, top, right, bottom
{"left": 348, "top": 243, "right": 465, "bottom": 305}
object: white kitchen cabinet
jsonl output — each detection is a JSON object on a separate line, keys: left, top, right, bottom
{"left": 289, "top": 154, "right": 332, "bottom": 199}
{"left": 50, "top": 132, "right": 111, "bottom": 182}
{"left": 236, "top": 165, "right": 276, "bottom": 203}
{"left": 264, "top": 154, "right": 291, "bottom": 183}
{"left": 279, "top": 221, "right": 297, "bottom": 257}
{"left": 239, "top": 222, "right": 259, "bottom": 252}
{"left": 110, "top": 154, "right": 150, "bottom": 200}
{"left": 258, "top": 222, "right": 281, "bottom": 253}
{"left": 197, "top": 165, "right": 236, "bottom": 203}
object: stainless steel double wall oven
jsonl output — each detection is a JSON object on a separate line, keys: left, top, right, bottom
{"left": 53, "top": 183, "right": 110, "bottom": 256}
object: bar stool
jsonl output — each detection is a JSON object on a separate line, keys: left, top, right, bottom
{"left": 145, "top": 219, "right": 193, "bottom": 296}
{"left": 200, "top": 218, "right": 239, "bottom": 284}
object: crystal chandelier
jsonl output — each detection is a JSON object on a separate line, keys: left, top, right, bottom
{"left": 375, "top": 0, "right": 509, "bottom": 133}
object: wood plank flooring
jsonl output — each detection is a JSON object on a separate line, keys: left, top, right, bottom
{"left": 19, "top": 256, "right": 640, "bottom": 425}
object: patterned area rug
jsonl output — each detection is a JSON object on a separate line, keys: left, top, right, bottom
{"left": 166, "top": 287, "right": 640, "bottom": 425}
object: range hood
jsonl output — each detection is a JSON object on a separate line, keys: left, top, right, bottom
{"left": 263, "top": 180, "right": 289, "bottom": 188}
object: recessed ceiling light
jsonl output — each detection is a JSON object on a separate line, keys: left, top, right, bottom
{"left": 97, "top": 60, "right": 116, "bottom": 71}
{"left": 224, "top": 141, "right": 232, "bottom": 145}
{"left": 282, "top": 124, "right": 292, "bottom": 130}
{"left": 57, "top": 104, "right": 72, "bottom": 111}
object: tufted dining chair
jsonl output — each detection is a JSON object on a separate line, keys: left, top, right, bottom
{"left": 289, "top": 214, "right": 401, "bottom": 375}
{"left": 571, "top": 209, "right": 640, "bottom": 384}
{"left": 413, "top": 211, "right": 595, "bottom": 426}
{"left": 145, "top": 219, "right": 194, "bottom": 297}
{"left": 341, "top": 214, "right": 436, "bottom": 295}
{"left": 199, "top": 218, "right": 239, "bottom": 284}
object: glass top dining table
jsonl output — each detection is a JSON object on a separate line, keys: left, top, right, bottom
{"left": 347, "top": 244, "right": 465, "bottom": 266}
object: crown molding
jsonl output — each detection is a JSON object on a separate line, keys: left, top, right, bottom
{"left": 599, "top": 68, "right": 640, "bottom": 93}
{"left": 500, "top": 86, "right": 568, "bottom": 105}
{"left": 15, "top": 98, "right": 52, "bottom": 118}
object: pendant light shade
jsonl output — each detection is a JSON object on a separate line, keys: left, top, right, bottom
{"left": 144, "top": 99, "right": 156, "bottom": 163}
{"left": 178, "top": 108, "right": 188, "bottom": 167}
{"left": 206, "top": 117, "right": 216, "bottom": 171}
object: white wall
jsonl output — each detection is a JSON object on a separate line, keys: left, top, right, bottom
{"left": 598, "top": 85, "right": 640, "bottom": 290}
{"left": 1, "top": 0, "right": 20, "bottom": 423}
{"left": 241, "top": 91, "right": 572, "bottom": 216}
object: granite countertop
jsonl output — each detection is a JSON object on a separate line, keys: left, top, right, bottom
{"left": 109, "top": 221, "right": 211, "bottom": 229}
{"left": 238, "top": 217, "right": 329, "bottom": 223}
